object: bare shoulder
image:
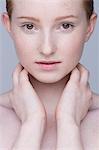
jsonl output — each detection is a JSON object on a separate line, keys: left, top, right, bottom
{"left": 0, "top": 91, "right": 20, "bottom": 149}
{"left": 81, "top": 109, "right": 99, "bottom": 150}
{"left": 0, "top": 90, "right": 12, "bottom": 108}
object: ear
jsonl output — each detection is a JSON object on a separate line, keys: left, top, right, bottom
{"left": 2, "top": 12, "right": 11, "bottom": 33}
{"left": 85, "top": 13, "right": 97, "bottom": 42}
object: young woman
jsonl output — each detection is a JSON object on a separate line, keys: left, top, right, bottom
{"left": 0, "top": 0, "right": 99, "bottom": 149}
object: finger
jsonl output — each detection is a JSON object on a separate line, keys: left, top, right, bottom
{"left": 77, "top": 63, "right": 89, "bottom": 85}
{"left": 12, "top": 63, "right": 23, "bottom": 86}
{"left": 19, "top": 68, "right": 29, "bottom": 84}
{"left": 70, "top": 67, "right": 81, "bottom": 82}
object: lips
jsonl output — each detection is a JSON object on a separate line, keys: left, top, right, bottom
{"left": 35, "top": 61, "right": 61, "bottom": 71}
{"left": 35, "top": 61, "right": 61, "bottom": 65}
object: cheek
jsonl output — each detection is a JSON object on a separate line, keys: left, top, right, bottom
{"left": 57, "top": 31, "right": 85, "bottom": 60}
{"left": 57, "top": 35, "right": 85, "bottom": 75}
{"left": 11, "top": 32, "right": 41, "bottom": 62}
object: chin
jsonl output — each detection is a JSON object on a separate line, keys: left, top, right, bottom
{"left": 35, "top": 77, "right": 61, "bottom": 83}
{"left": 32, "top": 73, "right": 67, "bottom": 84}
{"left": 27, "top": 68, "right": 71, "bottom": 84}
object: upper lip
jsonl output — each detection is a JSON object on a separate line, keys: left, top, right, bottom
{"left": 35, "top": 61, "right": 61, "bottom": 64}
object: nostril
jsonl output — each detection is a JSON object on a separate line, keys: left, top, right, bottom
{"left": 40, "top": 48, "right": 55, "bottom": 56}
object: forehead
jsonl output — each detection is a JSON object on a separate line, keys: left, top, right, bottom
{"left": 13, "top": 0, "right": 84, "bottom": 19}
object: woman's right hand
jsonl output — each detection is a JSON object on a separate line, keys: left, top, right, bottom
{"left": 9, "top": 63, "right": 46, "bottom": 123}
{"left": 0, "top": 63, "right": 46, "bottom": 149}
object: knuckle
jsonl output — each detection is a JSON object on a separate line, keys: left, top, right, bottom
{"left": 20, "top": 70, "right": 27, "bottom": 83}
{"left": 12, "top": 64, "right": 20, "bottom": 82}
{"left": 77, "top": 63, "right": 82, "bottom": 68}
{"left": 20, "top": 71, "right": 25, "bottom": 81}
{"left": 20, "top": 69, "right": 25, "bottom": 76}
{"left": 73, "top": 67, "right": 80, "bottom": 76}
{"left": 74, "top": 69, "right": 80, "bottom": 81}
{"left": 76, "top": 68, "right": 80, "bottom": 74}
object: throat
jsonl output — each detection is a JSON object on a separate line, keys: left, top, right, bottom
{"left": 28, "top": 73, "right": 70, "bottom": 114}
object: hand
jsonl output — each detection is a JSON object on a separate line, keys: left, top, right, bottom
{"left": 8, "top": 63, "right": 46, "bottom": 123}
{"left": 55, "top": 63, "right": 92, "bottom": 126}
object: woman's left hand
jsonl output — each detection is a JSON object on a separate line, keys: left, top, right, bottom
{"left": 55, "top": 63, "right": 92, "bottom": 126}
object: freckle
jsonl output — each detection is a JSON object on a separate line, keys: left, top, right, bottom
{"left": 62, "top": 1, "right": 70, "bottom": 9}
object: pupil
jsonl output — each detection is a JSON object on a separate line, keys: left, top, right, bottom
{"left": 27, "top": 24, "right": 33, "bottom": 29}
{"left": 63, "top": 23, "right": 69, "bottom": 29}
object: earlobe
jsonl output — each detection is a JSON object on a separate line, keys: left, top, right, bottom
{"left": 85, "top": 13, "right": 97, "bottom": 42}
{"left": 2, "top": 12, "right": 11, "bottom": 33}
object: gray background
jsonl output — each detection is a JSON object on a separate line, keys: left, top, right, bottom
{"left": 0, "top": 0, "right": 99, "bottom": 94}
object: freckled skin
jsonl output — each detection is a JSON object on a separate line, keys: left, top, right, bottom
{"left": 0, "top": 0, "right": 99, "bottom": 149}
{"left": 10, "top": 0, "right": 89, "bottom": 84}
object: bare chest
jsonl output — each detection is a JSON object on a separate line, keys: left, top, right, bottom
{"left": 0, "top": 119, "right": 57, "bottom": 150}
{"left": 0, "top": 108, "right": 99, "bottom": 150}
{"left": 41, "top": 121, "right": 57, "bottom": 150}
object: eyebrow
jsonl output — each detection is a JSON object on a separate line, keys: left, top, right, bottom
{"left": 17, "top": 16, "right": 40, "bottom": 22}
{"left": 17, "top": 15, "right": 78, "bottom": 22}
{"left": 55, "top": 15, "right": 78, "bottom": 21}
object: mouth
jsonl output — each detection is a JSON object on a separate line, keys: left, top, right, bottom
{"left": 35, "top": 61, "right": 61, "bottom": 70}
{"left": 35, "top": 61, "right": 61, "bottom": 64}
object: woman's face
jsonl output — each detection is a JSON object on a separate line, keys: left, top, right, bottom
{"left": 4, "top": 0, "right": 95, "bottom": 83}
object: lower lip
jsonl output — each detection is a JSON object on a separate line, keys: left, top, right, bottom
{"left": 36, "top": 63, "right": 61, "bottom": 71}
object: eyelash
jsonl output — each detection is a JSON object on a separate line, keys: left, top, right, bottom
{"left": 20, "top": 22, "right": 75, "bottom": 34}
{"left": 21, "top": 23, "right": 38, "bottom": 34}
{"left": 58, "top": 22, "right": 75, "bottom": 32}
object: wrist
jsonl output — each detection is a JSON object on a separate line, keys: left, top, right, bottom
{"left": 22, "top": 112, "right": 46, "bottom": 124}
{"left": 13, "top": 119, "right": 46, "bottom": 149}
{"left": 56, "top": 115, "right": 79, "bottom": 126}
{"left": 56, "top": 118, "right": 83, "bottom": 150}
{"left": 22, "top": 116, "right": 46, "bottom": 135}
{"left": 56, "top": 117, "right": 80, "bottom": 135}
{"left": 56, "top": 113, "right": 81, "bottom": 127}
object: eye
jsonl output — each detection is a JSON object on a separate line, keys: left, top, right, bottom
{"left": 62, "top": 23, "right": 73, "bottom": 29}
{"left": 26, "top": 24, "right": 34, "bottom": 30}
{"left": 21, "top": 23, "right": 39, "bottom": 34}
{"left": 57, "top": 22, "right": 75, "bottom": 32}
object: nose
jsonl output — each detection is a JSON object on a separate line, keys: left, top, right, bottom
{"left": 39, "top": 31, "right": 56, "bottom": 56}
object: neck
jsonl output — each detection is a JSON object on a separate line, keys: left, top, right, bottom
{"left": 29, "top": 74, "right": 70, "bottom": 116}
